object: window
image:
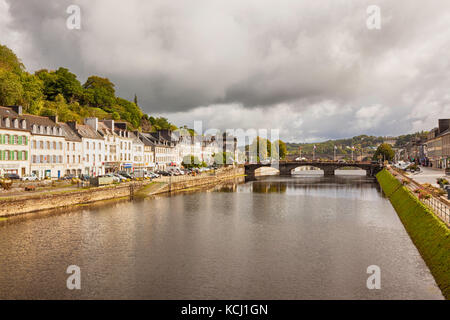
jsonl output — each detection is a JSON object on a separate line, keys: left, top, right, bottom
{"left": 4, "top": 150, "right": 9, "bottom": 160}
{"left": 40, "top": 141, "right": 44, "bottom": 149}
{"left": 14, "top": 135, "right": 18, "bottom": 144}
{"left": 5, "top": 135, "right": 9, "bottom": 144}
{"left": 59, "top": 142, "right": 62, "bottom": 150}
{"left": 67, "top": 142, "right": 69, "bottom": 150}
{"left": 98, "top": 155, "right": 101, "bottom": 161}
{"left": 22, "top": 151, "right": 26, "bottom": 161}
{"left": 67, "top": 155, "right": 70, "bottom": 163}
{"left": 98, "top": 142, "right": 101, "bottom": 150}
{"left": 73, "top": 155, "right": 75, "bottom": 163}
{"left": 59, "top": 156, "right": 62, "bottom": 163}
{"left": 39, "top": 126, "right": 44, "bottom": 134}
{"left": 53, "top": 141, "right": 56, "bottom": 150}
{"left": 93, "top": 142, "right": 95, "bottom": 150}
{"left": 21, "top": 120, "right": 26, "bottom": 129}
{"left": 78, "top": 155, "right": 81, "bottom": 163}
{"left": 73, "top": 143, "right": 75, "bottom": 151}
{"left": 46, "top": 141, "right": 50, "bottom": 149}
{"left": 86, "top": 155, "right": 89, "bottom": 162}
{"left": 32, "top": 124, "right": 37, "bottom": 133}
{"left": 33, "top": 155, "right": 36, "bottom": 163}
{"left": 5, "top": 118, "right": 10, "bottom": 128}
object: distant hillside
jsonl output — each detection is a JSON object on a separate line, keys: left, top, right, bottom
{"left": 286, "top": 131, "right": 428, "bottom": 157}
{"left": 0, "top": 44, "right": 175, "bottom": 131}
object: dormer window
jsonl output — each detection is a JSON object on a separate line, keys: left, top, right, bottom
{"left": 52, "top": 127, "right": 57, "bottom": 135}
{"left": 13, "top": 119, "right": 19, "bottom": 128}
{"left": 32, "top": 124, "right": 37, "bottom": 133}
{"left": 21, "top": 119, "right": 26, "bottom": 129}
{"left": 5, "top": 118, "right": 10, "bottom": 128}
{"left": 46, "top": 126, "right": 51, "bottom": 134}
{"left": 58, "top": 128, "right": 62, "bottom": 135}
{"left": 39, "top": 126, "right": 44, "bottom": 134}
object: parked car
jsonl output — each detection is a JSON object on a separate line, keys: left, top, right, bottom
{"left": 22, "top": 174, "right": 39, "bottom": 181}
{"left": 105, "top": 173, "right": 120, "bottom": 183}
{"left": 79, "top": 174, "right": 90, "bottom": 181}
{"left": 4, "top": 173, "right": 20, "bottom": 180}
{"left": 113, "top": 173, "right": 128, "bottom": 182}
{"left": 62, "top": 174, "right": 76, "bottom": 180}
{"left": 118, "top": 171, "right": 133, "bottom": 179}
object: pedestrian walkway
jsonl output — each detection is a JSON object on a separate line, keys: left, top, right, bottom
{"left": 388, "top": 167, "right": 450, "bottom": 226}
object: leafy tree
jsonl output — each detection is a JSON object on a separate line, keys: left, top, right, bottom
{"left": 36, "top": 68, "right": 82, "bottom": 102}
{"left": 272, "top": 140, "right": 287, "bottom": 160}
{"left": 19, "top": 73, "right": 44, "bottom": 112}
{"left": 82, "top": 75, "right": 116, "bottom": 107}
{"left": 373, "top": 143, "right": 394, "bottom": 161}
{"left": 213, "top": 152, "right": 234, "bottom": 165}
{"left": 182, "top": 155, "right": 201, "bottom": 168}
{"left": 0, "top": 70, "right": 23, "bottom": 106}
{"left": 0, "top": 44, "right": 24, "bottom": 74}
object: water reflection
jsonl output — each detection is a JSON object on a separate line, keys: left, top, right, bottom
{"left": 0, "top": 175, "right": 443, "bottom": 299}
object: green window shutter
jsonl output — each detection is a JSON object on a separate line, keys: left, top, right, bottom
{"left": 25, "top": 136, "right": 28, "bottom": 145}
{"left": 0, "top": 134, "right": 2, "bottom": 144}
{"left": 10, "top": 150, "right": 13, "bottom": 160}
{"left": 25, "top": 151, "right": 28, "bottom": 160}
{"left": 18, "top": 151, "right": 22, "bottom": 161}
{"left": 0, "top": 150, "right": 3, "bottom": 160}
{"left": 9, "top": 135, "right": 13, "bottom": 145}
{"left": 18, "top": 136, "right": 22, "bottom": 145}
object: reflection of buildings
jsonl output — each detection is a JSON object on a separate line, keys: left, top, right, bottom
{"left": 252, "top": 182, "right": 287, "bottom": 193}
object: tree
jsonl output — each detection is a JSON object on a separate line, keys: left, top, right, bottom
{"left": 373, "top": 143, "right": 394, "bottom": 162}
{"left": 82, "top": 75, "right": 116, "bottom": 107}
{"left": 36, "top": 68, "right": 82, "bottom": 102}
{"left": 182, "top": 155, "right": 201, "bottom": 168}
{"left": 0, "top": 44, "right": 24, "bottom": 74}
{"left": 272, "top": 140, "right": 287, "bottom": 160}
{"left": 0, "top": 70, "right": 23, "bottom": 106}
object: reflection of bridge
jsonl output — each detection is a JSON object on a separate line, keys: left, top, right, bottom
{"left": 244, "top": 161, "right": 383, "bottom": 181}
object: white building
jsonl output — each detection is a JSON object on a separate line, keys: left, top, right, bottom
{"left": 98, "top": 120, "right": 121, "bottom": 173}
{"left": 75, "top": 118, "right": 105, "bottom": 176}
{"left": 0, "top": 106, "right": 31, "bottom": 177}
{"left": 131, "top": 131, "right": 145, "bottom": 175}
{"left": 114, "top": 122, "right": 134, "bottom": 172}
{"left": 60, "top": 122, "right": 83, "bottom": 176}
{"left": 28, "top": 115, "right": 66, "bottom": 179}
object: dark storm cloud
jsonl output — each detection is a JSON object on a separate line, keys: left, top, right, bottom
{"left": 1, "top": 0, "right": 450, "bottom": 141}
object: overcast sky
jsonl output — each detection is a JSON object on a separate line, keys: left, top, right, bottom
{"left": 1, "top": 0, "right": 449, "bottom": 142}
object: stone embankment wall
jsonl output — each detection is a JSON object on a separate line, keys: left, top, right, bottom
{"left": 0, "top": 183, "right": 138, "bottom": 217}
{"left": 376, "top": 169, "right": 449, "bottom": 299}
{"left": 0, "top": 167, "right": 245, "bottom": 218}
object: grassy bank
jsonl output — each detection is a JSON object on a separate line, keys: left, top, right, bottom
{"left": 376, "top": 169, "right": 450, "bottom": 299}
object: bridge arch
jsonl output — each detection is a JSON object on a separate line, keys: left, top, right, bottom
{"left": 291, "top": 165, "right": 324, "bottom": 175}
{"left": 254, "top": 166, "right": 280, "bottom": 177}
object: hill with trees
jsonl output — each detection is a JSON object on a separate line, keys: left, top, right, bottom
{"left": 0, "top": 44, "right": 175, "bottom": 131}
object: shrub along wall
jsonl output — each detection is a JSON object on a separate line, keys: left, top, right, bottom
{"left": 377, "top": 169, "right": 450, "bottom": 299}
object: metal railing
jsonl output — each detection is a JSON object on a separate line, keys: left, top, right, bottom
{"left": 389, "top": 168, "right": 450, "bottom": 226}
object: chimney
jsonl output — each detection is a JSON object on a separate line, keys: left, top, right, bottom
{"left": 67, "top": 121, "right": 77, "bottom": 131}
{"left": 8, "top": 105, "right": 22, "bottom": 115}
{"left": 438, "top": 119, "right": 450, "bottom": 134}
{"left": 84, "top": 117, "right": 98, "bottom": 131}
{"left": 101, "top": 119, "right": 115, "bottom": 129}
{"left": 49, "top": 115, "right": 58, "bottom": 123}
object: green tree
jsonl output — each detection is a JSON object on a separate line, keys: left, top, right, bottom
{"left": 0, "top": 44, "right": 24, "bottom": 74}
{"left": 182, "top": 155, "right": 201, "bottom": 168}
{"left": 373, "top": 143, "right": 394, "bottom": 162}
{"left": 0, "top": 70, "right": 23, "bottom": 106}
{"left": 82, "top": 75, "right": 116, "bottom": 107}
{"left": 36, "top": 68, "right": 82, "bottom": 102}
{"left": 272, "top": 140, "right": 287, "bottom": 160}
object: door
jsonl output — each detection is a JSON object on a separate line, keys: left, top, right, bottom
{"left": 21, "top": 168, "right": 25, "bottom": 177}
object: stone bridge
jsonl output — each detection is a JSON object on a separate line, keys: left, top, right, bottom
{"left": 244, "top": 161, "right": 383, "bottom": 181}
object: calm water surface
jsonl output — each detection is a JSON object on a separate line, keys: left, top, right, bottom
{"left": 0, "top": 173, "right": 443, "bottom": 299}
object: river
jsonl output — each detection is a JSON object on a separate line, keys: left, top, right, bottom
{"left": 0, "top": 172, "right": 443, "bottom": 299}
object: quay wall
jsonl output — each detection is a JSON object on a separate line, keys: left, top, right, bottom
{"left": 376, "top": 169, "right": 450, "bottom": 299}
{"left": 0, "top": 167, "right": 245, "bottom": 218}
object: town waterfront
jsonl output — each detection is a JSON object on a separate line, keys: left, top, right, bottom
{"left": 0, "top": 172, "right": 443, "bottom": 299}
